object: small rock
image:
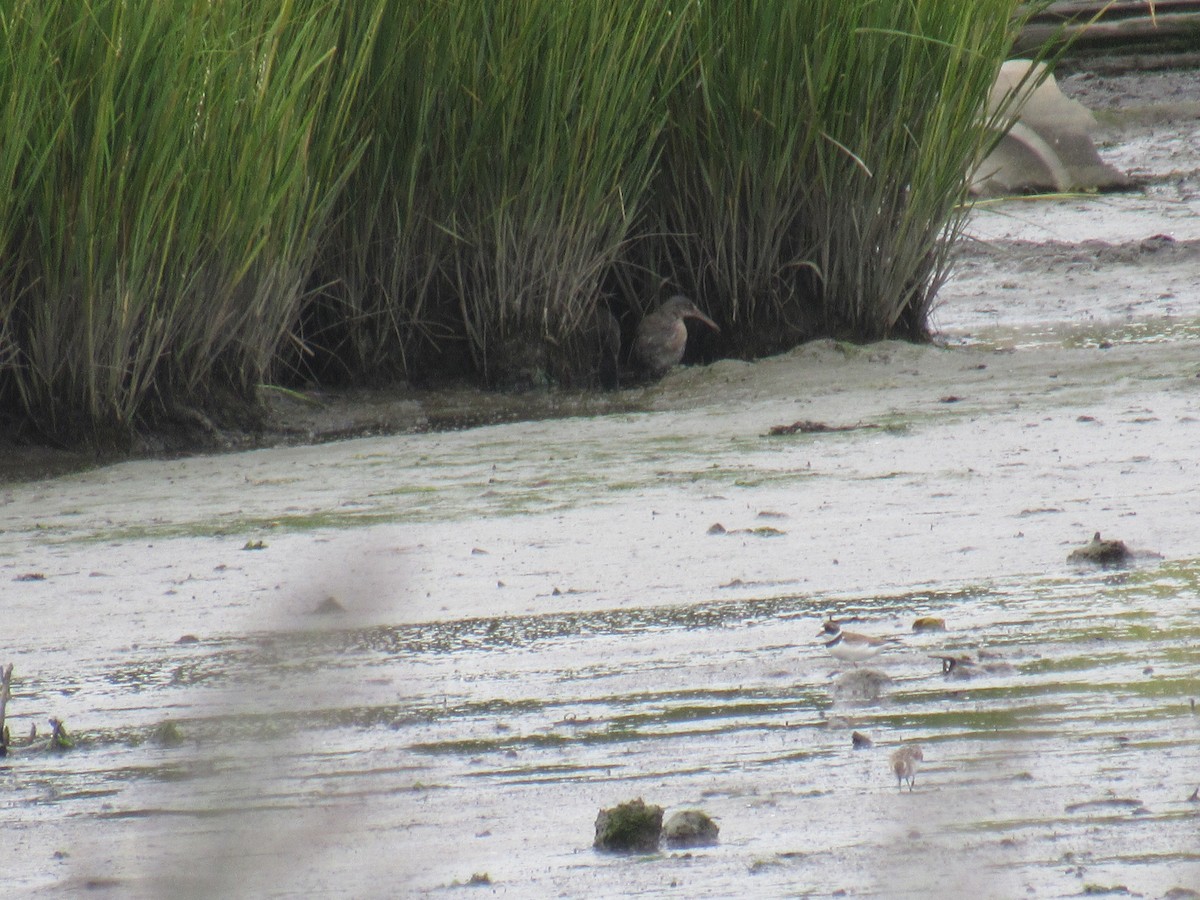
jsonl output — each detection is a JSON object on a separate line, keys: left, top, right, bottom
{"left": 152, "top": 721, "right": 185, "bottom": 747}
{"left": 594, "top": 798, "right": 663, "bottom": 853}
{"left": 1067, "top": 532, "right": 1131, "bottom": 567}
{"left": 312, "top": 596, "right": 346, "bottom": 615}
{"left": 912, "top": 616, "right": 946, "bottom": 633}
{"left": 176, "top": 634, "right": 200, "bottom": 645}
{"left": 242, "top": 540, "right": 267, "bottom": 551}
{"left": 706, "top": 523, "right": 727, "bottom": 535}
{"left": 748, "top": 526, "right": 785, "bottom": 537}
{"left": 1164, "top": 888, "right": 1200, "bottom": 900}
{"left": 851, "top": 731, "right": 873, "bottom": 749}
{"left": 663, "top": 809, "right": 719, "bottom": 848}
{"left": 1065, "top": 798, "right": 1146, "bottom": 814}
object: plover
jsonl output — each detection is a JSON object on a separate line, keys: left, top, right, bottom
{"left": 819, "top": 619, "right": 900, "bottom": 665}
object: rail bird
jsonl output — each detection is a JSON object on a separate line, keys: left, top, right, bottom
{"left": 633, "top": 295, "right": 719, "bottom": 379}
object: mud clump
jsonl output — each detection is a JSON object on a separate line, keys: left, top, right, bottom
{"left": 663, "top": 810, "right": 719, "bottom": 848}
{"left": 152, "top": 721, "right": 185, "bottom": 747}
{"left": 1067, "top": 532, "right": 1131, "bottom": 567}
{"left": 312, "top": 595, "right": 346, "bottom": 615}
{"left": 594, "top": 798, "right": 663, "bottom": 853}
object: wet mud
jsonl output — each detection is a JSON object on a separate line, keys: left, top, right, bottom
{"left": 3, "top": 65, "right": 1200, "bottom": 897}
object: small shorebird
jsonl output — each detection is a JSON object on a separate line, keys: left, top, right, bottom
{"left": 633, "top": 295, "right": 719, "bottom": 379}
{"left": 890, "top": 744, "right": 924, "bottom": 791}
{"left": 931, "top": 653, "right": 1017, "bottom": 679}
{"left": 819, "top": 620, "right": 900, "bottom": 666}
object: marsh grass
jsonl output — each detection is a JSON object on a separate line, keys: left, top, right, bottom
{"left": 435, "top": 1, "right": 688, "bottom": 387}
{"left": 2, "top": 1, "right": 364, "bottom": 440}
{"left": 0, "top": 1, "right": 1051, "bottom": 440}
{"left": 645, "top": 0, "right": 1040, "bottom": 355}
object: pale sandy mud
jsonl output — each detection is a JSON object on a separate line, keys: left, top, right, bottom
{"left": 2, "top": 67, "right": 1199, "bottom": 898}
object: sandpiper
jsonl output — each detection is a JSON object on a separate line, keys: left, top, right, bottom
{"left": 633, "top": 295, "right": 719, "bottom": 379}
{"left": 819, "top": 619, "right": 900, "bottom": 666}
{"left": 890, "top": 744, "right": 924, "bottom": 791}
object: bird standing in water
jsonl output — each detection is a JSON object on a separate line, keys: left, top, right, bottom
{"left": 634, "top": 295, "right": 720, "bottom": 379}
{"left": 819, "top": 619, "right": 901, "bottom": 666}
{"left": 890, "top": 744, "right": 924, "bottom": 791}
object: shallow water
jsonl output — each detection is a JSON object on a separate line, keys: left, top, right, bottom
{"left": 3, "top": 551, "right": 1198, "bottom": 897}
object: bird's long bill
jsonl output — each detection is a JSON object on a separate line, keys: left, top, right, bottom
{"left": 684, "top": 308, "right": 720, "bottom": 332}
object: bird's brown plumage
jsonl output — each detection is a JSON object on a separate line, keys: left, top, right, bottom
{"left": 634, "top": 295, "right": 719, "bottom": 378}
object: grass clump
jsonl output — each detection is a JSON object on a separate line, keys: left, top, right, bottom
{"left": 0, "top": 1, "right": 1048, "bottom": 442}
{"left": 435, "top": 1, "right": 688, "bottom": 388}
{"left": 644, "top": 0, "right": 1033, "bottom": 356}
{"left": 1, "top": 1, "right": 369, "bottom": 441}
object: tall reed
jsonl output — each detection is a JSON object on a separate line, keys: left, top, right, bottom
{"left": 3, "top": 1, "right": 371, "bottom": 440}
{"left": 435, "top": 0, "right": 688, "bottom": 387}
{"left": 648, "top": 0, "right": 1029, "bottom": 353}
{"left": 304, "top": 1, "right": 457, "bottom": 384}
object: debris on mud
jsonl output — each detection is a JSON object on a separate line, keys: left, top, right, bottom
{"left": 0, "top": 662, "right": 11, "bottom": 756}
{"left": 706, "top": 522, "right": 785, "bottom": 537}
{"left": 594, "top": 798, "right": 663, "bottom": 853}
{"left": 1068, "top": 532, "right": 1132, "bottom": 566}
{"left": 1082, "top": 883, "right": 1131, "bottom": 895}
{"left": 1065, "top": 797, "right": 1148, "bottom": 815}
{"left": 663, "top": 810, "right": 720, "bottom": 848}
{"left": 766, "top": 420, "right": 880, "bottom": 436}
{"left": 48, "top": 717, "right": 74, "bottom": 751}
